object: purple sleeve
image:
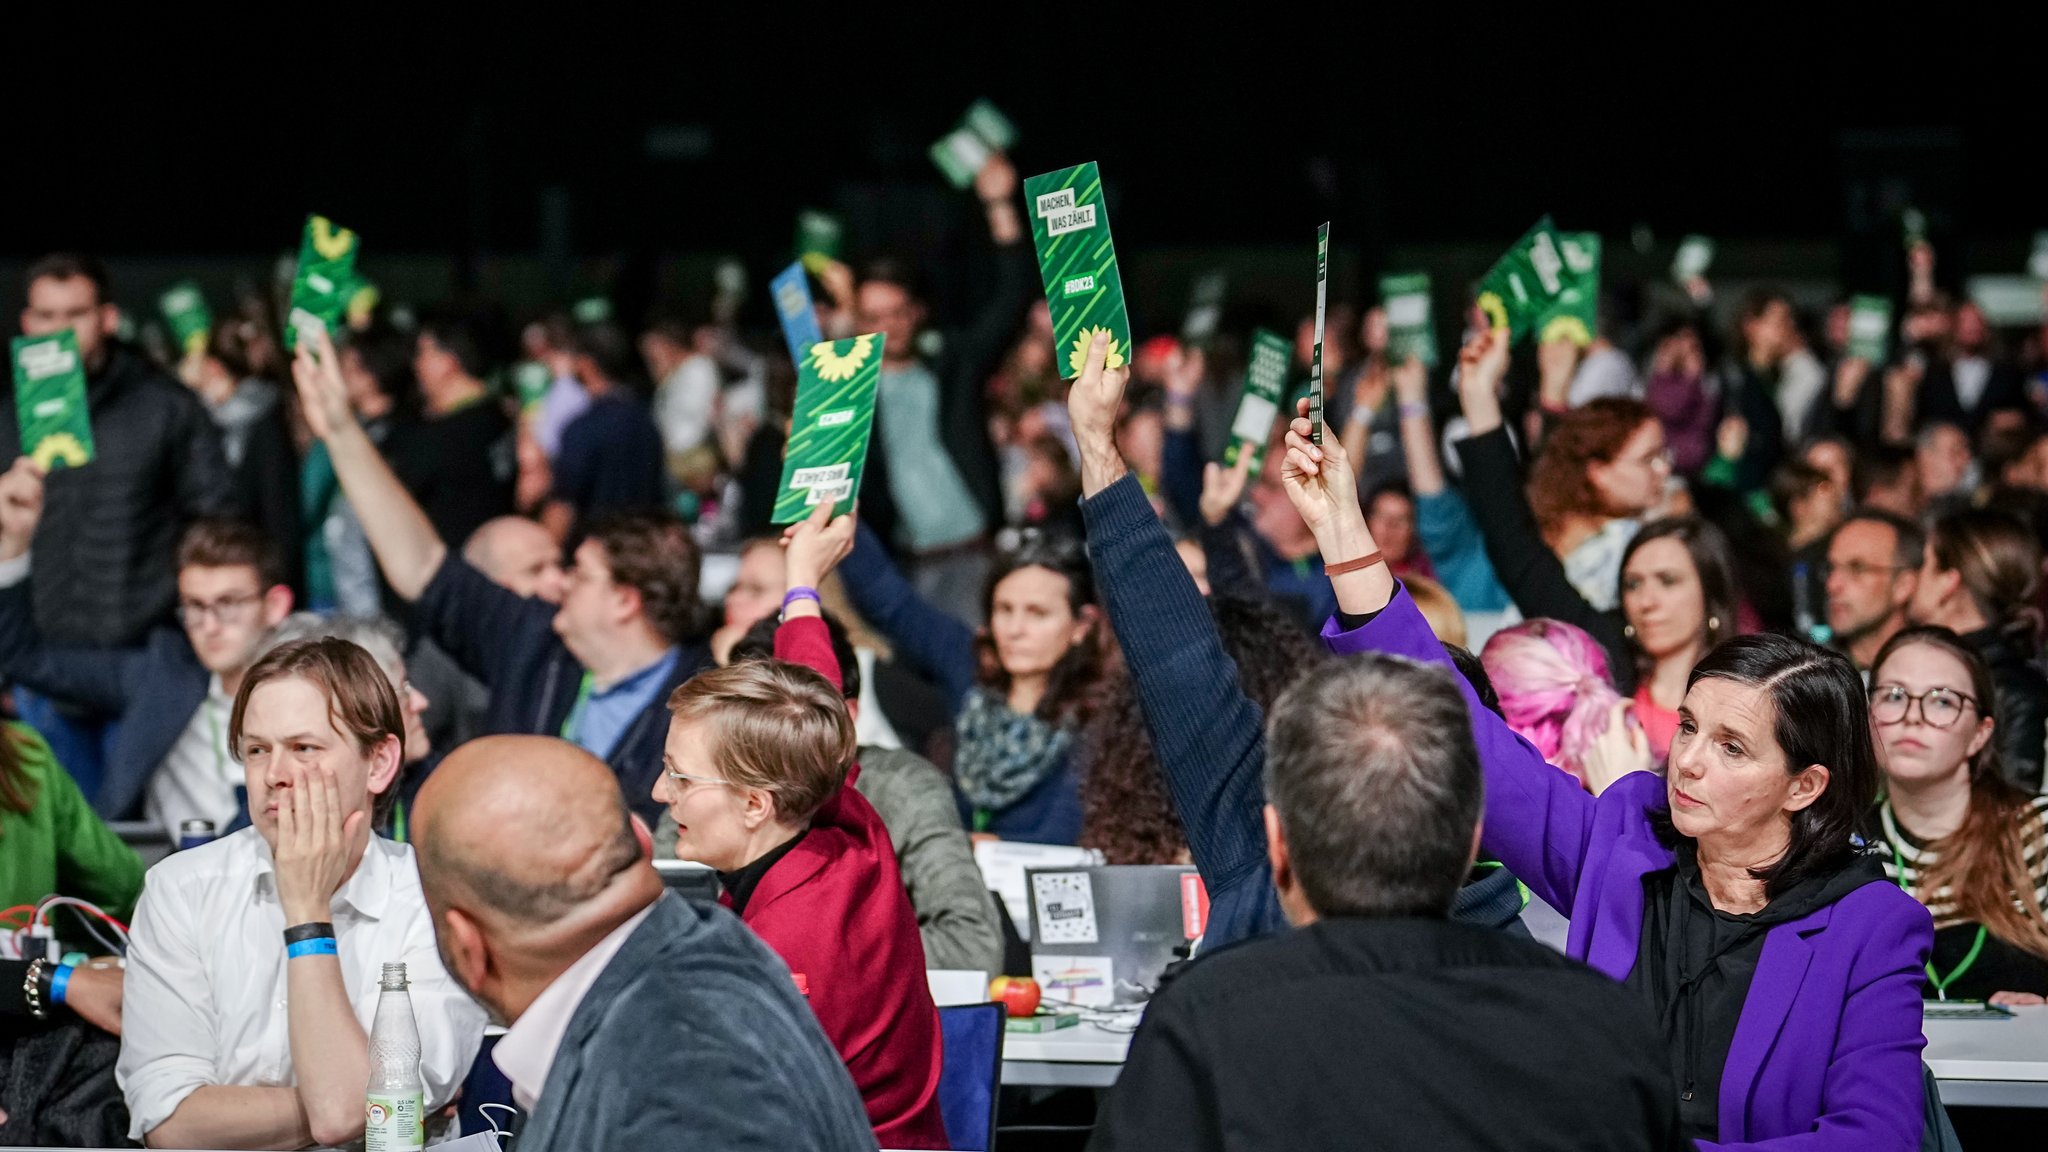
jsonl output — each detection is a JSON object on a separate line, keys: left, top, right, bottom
{"left": 1319, "top": 587, "right": 1599, "bottom": 913}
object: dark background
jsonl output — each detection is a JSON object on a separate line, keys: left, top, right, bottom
{"left": 2, "top": 13, "right": 2042, "bottom": 314}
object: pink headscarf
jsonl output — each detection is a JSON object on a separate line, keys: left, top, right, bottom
{"left": 1480, "top": 619, "right": 1624, "bottom": 788}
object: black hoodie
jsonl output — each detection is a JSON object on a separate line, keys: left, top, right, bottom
{"left": 1630, "top": 841, "right": 1889, "bottom": 1146}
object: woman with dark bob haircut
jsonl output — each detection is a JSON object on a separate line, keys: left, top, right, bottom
{"left": 1281, "top": 322, "right": 1934, "bottom": 1150}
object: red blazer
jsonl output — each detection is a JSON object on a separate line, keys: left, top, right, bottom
{"left": 730, "top": 615, "right": 949, "bottom": 1149}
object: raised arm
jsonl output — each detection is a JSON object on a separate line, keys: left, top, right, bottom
{"left": 837, "top": 521, "right": 978, "bottom": 710}
{"left": 293, "top": 326, "right": 447, "bottom": 600}
{"left": 0, "top": 460, "right": 142, "bottom": 713}
{"left": 1271, "top": 394, "right": 1599, "bottom": 913}
{"left": 1070, "top": 333, "right": 1277, "bottom": 907}
{"left": 945, "top": 154, "right": 1035, "bottom": 386}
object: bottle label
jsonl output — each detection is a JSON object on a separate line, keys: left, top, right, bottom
{"left": 365, "top": 1092, "right": 425, "bottom": 1152}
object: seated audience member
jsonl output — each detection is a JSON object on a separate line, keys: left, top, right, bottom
{"left": 1824, "top": 509, "right": 1923, "bottom": 674}
{"left": 657, "top": 609, "right": 1006, "bottom": 975}
{"left": 118, "top": 638, "right": 486, "bottom": 1150}
{"left": 294, "top": 327, "right": 710, "bottom": 823}
{"left": 1916, "top": 422, "right": 1976, "bottom": 514}
{"left": 1770, "top": 459, "right": 1845, "bottom": 635}
{"left": 1620, "top": 519, "right": 1742, "bottom": 759}
{"left": 1481, "top": 619, "right": 1645, "bottom": 791}
{"left": 1080, "top": 595, "right": 1322, "bottom": 866}
{"left": 462, "top": 516, "right": 567, "bottom": 603}
{"left": 837, "top": 516, "right": 1107, "bottom": 844}
{"left": 654, "top": 506, "right": 949, "bottom": 1148}
{"left": 1869, "top": 627, "right": 2048, "bottom": 1004}
{"left": 0, "top": 459, "right": 291, "bottom": 828}
{"left": 1300, "top": 324, "right": 1933, "bottom": 1150}
{"left": 411, "top": 736, "right": 875, "bottom": 1152}
{"left": 260, "top": 615, "right": 434, "bottom": 838}
{"left": 1066, "top": 332, "right": 1525, "bottom": 947}
{"left": 0, "top": 712, "right": 144, "bottom": 923}
{"left": 1907, "top": 508, "right": 2048, "bottom": 791}
{"left": 1852, "top": 444, "right": 1923, "bottom": 519}
{"left": 710, "top": 536, "right": 784, "bottom": 665}
{"left": 543, "top": 321, "right": 667, "bottom": 542}
{"left": 1089, "top": 649, "right": 1679, "bottom": 1152}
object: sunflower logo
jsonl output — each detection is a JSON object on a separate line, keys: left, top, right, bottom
{"left": 1541, "top": 315, "right": 1592, "bottom": 346}
{"left": 810, "top": 334, "right": 876, "bottom": 382}
{"left": 1067, "top": 327, "right": 1126, "bottom": 375}
{"left": 1477, "top": 292, "right": 1510, "bottom": 333}
{"left": 31, "top": 433, "right": 90, "bottom": 470}
{"left": 311, "top": 217, "right": 357, "bottom": 262}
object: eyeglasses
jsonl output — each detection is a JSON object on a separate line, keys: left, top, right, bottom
{"left": 177, "top": 593, "right": 263, "bottom": 627}
{"left": 1820, "top": 560, "right": 1912, "bottom": 583}
{"left": 1869, "top": 684, "right": 1979, "bottom": 729}
{"left": 664, "top": 767, "right": 733, "bottom": 789}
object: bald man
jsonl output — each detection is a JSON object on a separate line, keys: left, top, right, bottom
{"left": 461, "top": 517, "right": 566, "bottom": 605}
{"left": 411, "top": 735, "right": 873, "bottom": 1152}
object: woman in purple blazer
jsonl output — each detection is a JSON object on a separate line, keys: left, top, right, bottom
{"left": 1268, "top": 323, "right": 1934, "bottom": 1151}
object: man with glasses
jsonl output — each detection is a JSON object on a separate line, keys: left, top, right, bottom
{"left": 0, "top": 456, "right": 292, "bottom": 831}
{"left": 1823, "top": 509, "right": 1925, "bottom": 675}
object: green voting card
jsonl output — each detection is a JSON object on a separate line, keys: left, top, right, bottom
{"left": 1848, "top": 296, "right": 1892, "bottom": 363}
{"left": 1308, "top": 223, "right": 1329, "bottom": 445}
{"left": 1537, "top": 232, "right": 1601, "bottom": 346}
{"left": 1224, "top": 328, "right": 1293, "bottom": 470}
{"left": 1380, "top": 273, "right": 1436, "bottom": 367}
{"left": 774, "top": 333, "right": 886, "bottom": 523}
{"left": 931, "top": 99, "right": 1017, "bottom": 189}
{"left": 286, "top": 215, "right": 360, "bottom": 350}
{"left": 11, "top": 331, "right": 95, "bottom": 470}
{"left": 159, "top": 281, "right": 212, "bottom": 358}
{"left": 795, "top": 209, "right": 843, "bottom": 275}
{"left": 1672, "top": 235, "right": 1714, "bottom": 283}
{"left": 1476, "top": 216, "right": 1572, "bottom": 342}
{"left": 1024, "top": 162, "right": 1131, "bottom": 381}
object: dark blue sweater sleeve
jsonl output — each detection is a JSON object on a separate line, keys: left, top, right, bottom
{"left": 838, "top": 522, "right": 978, "bottom": 711}
{"left": 412, "top": 553, "right": 560, "bottom": 690}
{"left": 1082, "top": 473, "right": 1269, "bottom": 900}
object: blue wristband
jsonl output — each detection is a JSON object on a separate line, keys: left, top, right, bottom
{"left": 287, "top": 937, "right": 339, "bottom": 960}
{"left": 780, "top": 586, "right": 821, "bottom": 617}
{"left": 50, "top": 963, "right": 73, "bottom": 1005}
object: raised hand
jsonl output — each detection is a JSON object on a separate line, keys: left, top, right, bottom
{"left": 292, "top": 326, "right": 356, "bottom": 444}
{"left": 1200, "top": 453, "right": 1254, "bottom": 527}
{"left": 1455, "top": 313, "right": 1511, "bottom": 435}
{"left": 973, "top": 151, "right": 1019, "bottom": 205}
{"left": 1833, "top": 356, "right": 1871, "bottom": 407}
{"left": 273, "top": 761, "right": 369, "bottom": 925}
{"left": 0, "top": 457, "right": 46, "bottom": 561}
{"left": 1581, "top": 701, "right": 1652, "bottom": 795}
{"left": 1279, "top": 396, "right": 1365, "bottom": 549}
{"left": 1068, "top": 331, "right": 1132, "bottom": 496}
{"left": 782, "top": 498, "right": 858, "bottom": 591}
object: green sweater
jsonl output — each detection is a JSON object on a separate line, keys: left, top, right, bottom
{"left": 0, "top": 724, "right": 145, "bottom": 924}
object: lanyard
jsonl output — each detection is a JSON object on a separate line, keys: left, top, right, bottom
{"left": 1881, "top": 803, "right": 1989, "bottom": 1000}
{"left": 559, "top": 670, "right": 596, "bottom": 742}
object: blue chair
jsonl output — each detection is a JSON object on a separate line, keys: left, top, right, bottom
{"left": 937, "top": 1002, "right": 1006, "bottom": 1151}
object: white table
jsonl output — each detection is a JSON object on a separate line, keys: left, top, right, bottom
{"left": 998, "top": 1005, "right": 2048, "bottom": 1106}
{"left": 1000, "top": 1017, "right": 1136, "bottom": 1087}
{"left": 1925, "top": 1005, "right": 2048, "bottom": 1108}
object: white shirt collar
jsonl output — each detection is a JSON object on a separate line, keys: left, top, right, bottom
{"left": 248, "top": 830, "right": 401, "bottom": 922}
{"left": 493, "top": 900, "right": 656, "bottom": 1111}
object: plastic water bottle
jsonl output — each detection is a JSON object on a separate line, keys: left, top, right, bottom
{"left": 365, "top": 962, "right": 426, "bottom": 1152}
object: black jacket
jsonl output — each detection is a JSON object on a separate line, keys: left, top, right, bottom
{"left": 859, "top": 238, "right": 1036, "bottom": 551}
{"left": 411, "top": 554, "right": 711, "bottom": 824}
{"left": 0, "top": 344, "right": 235, "bottom": 646}
{"left": 1089, "top": 916, "right": 1681, "bottom": 1152}
{"left": 1961, "top": 626, "right": 2048, "bottom": 793}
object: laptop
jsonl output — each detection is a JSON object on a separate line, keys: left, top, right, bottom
{"left": 1025, "top": 865, "right": 1207, "bottom": 1008}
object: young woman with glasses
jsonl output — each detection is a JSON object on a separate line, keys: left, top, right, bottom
{"left": 1868, "top": 626, "right": 2048, "bottom": 1004}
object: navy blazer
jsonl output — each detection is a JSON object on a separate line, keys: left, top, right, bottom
{"left": 411, "top": 554, "right": 711, "bottom": 824}
{"left": 0, "top": 577, "right": 208, "bottom": 819}
{"left": 514, "top": 892, "right": 875, "bottom": 1152}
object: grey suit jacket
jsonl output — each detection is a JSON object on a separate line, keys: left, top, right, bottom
{"left": 515, "top": 892, "right": 875, "bottom": 1152}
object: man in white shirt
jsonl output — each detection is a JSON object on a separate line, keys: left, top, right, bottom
{"left": 411, "top": 733, "right": 871, "bottom": 1151}
{"left": 118, "top": 635, "right": 487, "bottom": 1149}
{"left": 0, "top": 457, "right": 292, "bottom": 829}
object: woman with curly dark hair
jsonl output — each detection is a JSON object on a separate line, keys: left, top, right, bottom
{"left": 1081, "top": 596, "right": 1324, "bottom": 864}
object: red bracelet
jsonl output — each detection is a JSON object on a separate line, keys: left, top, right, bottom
{"left": 1324, "top": 550, "right": 1385, "bottom": 577}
